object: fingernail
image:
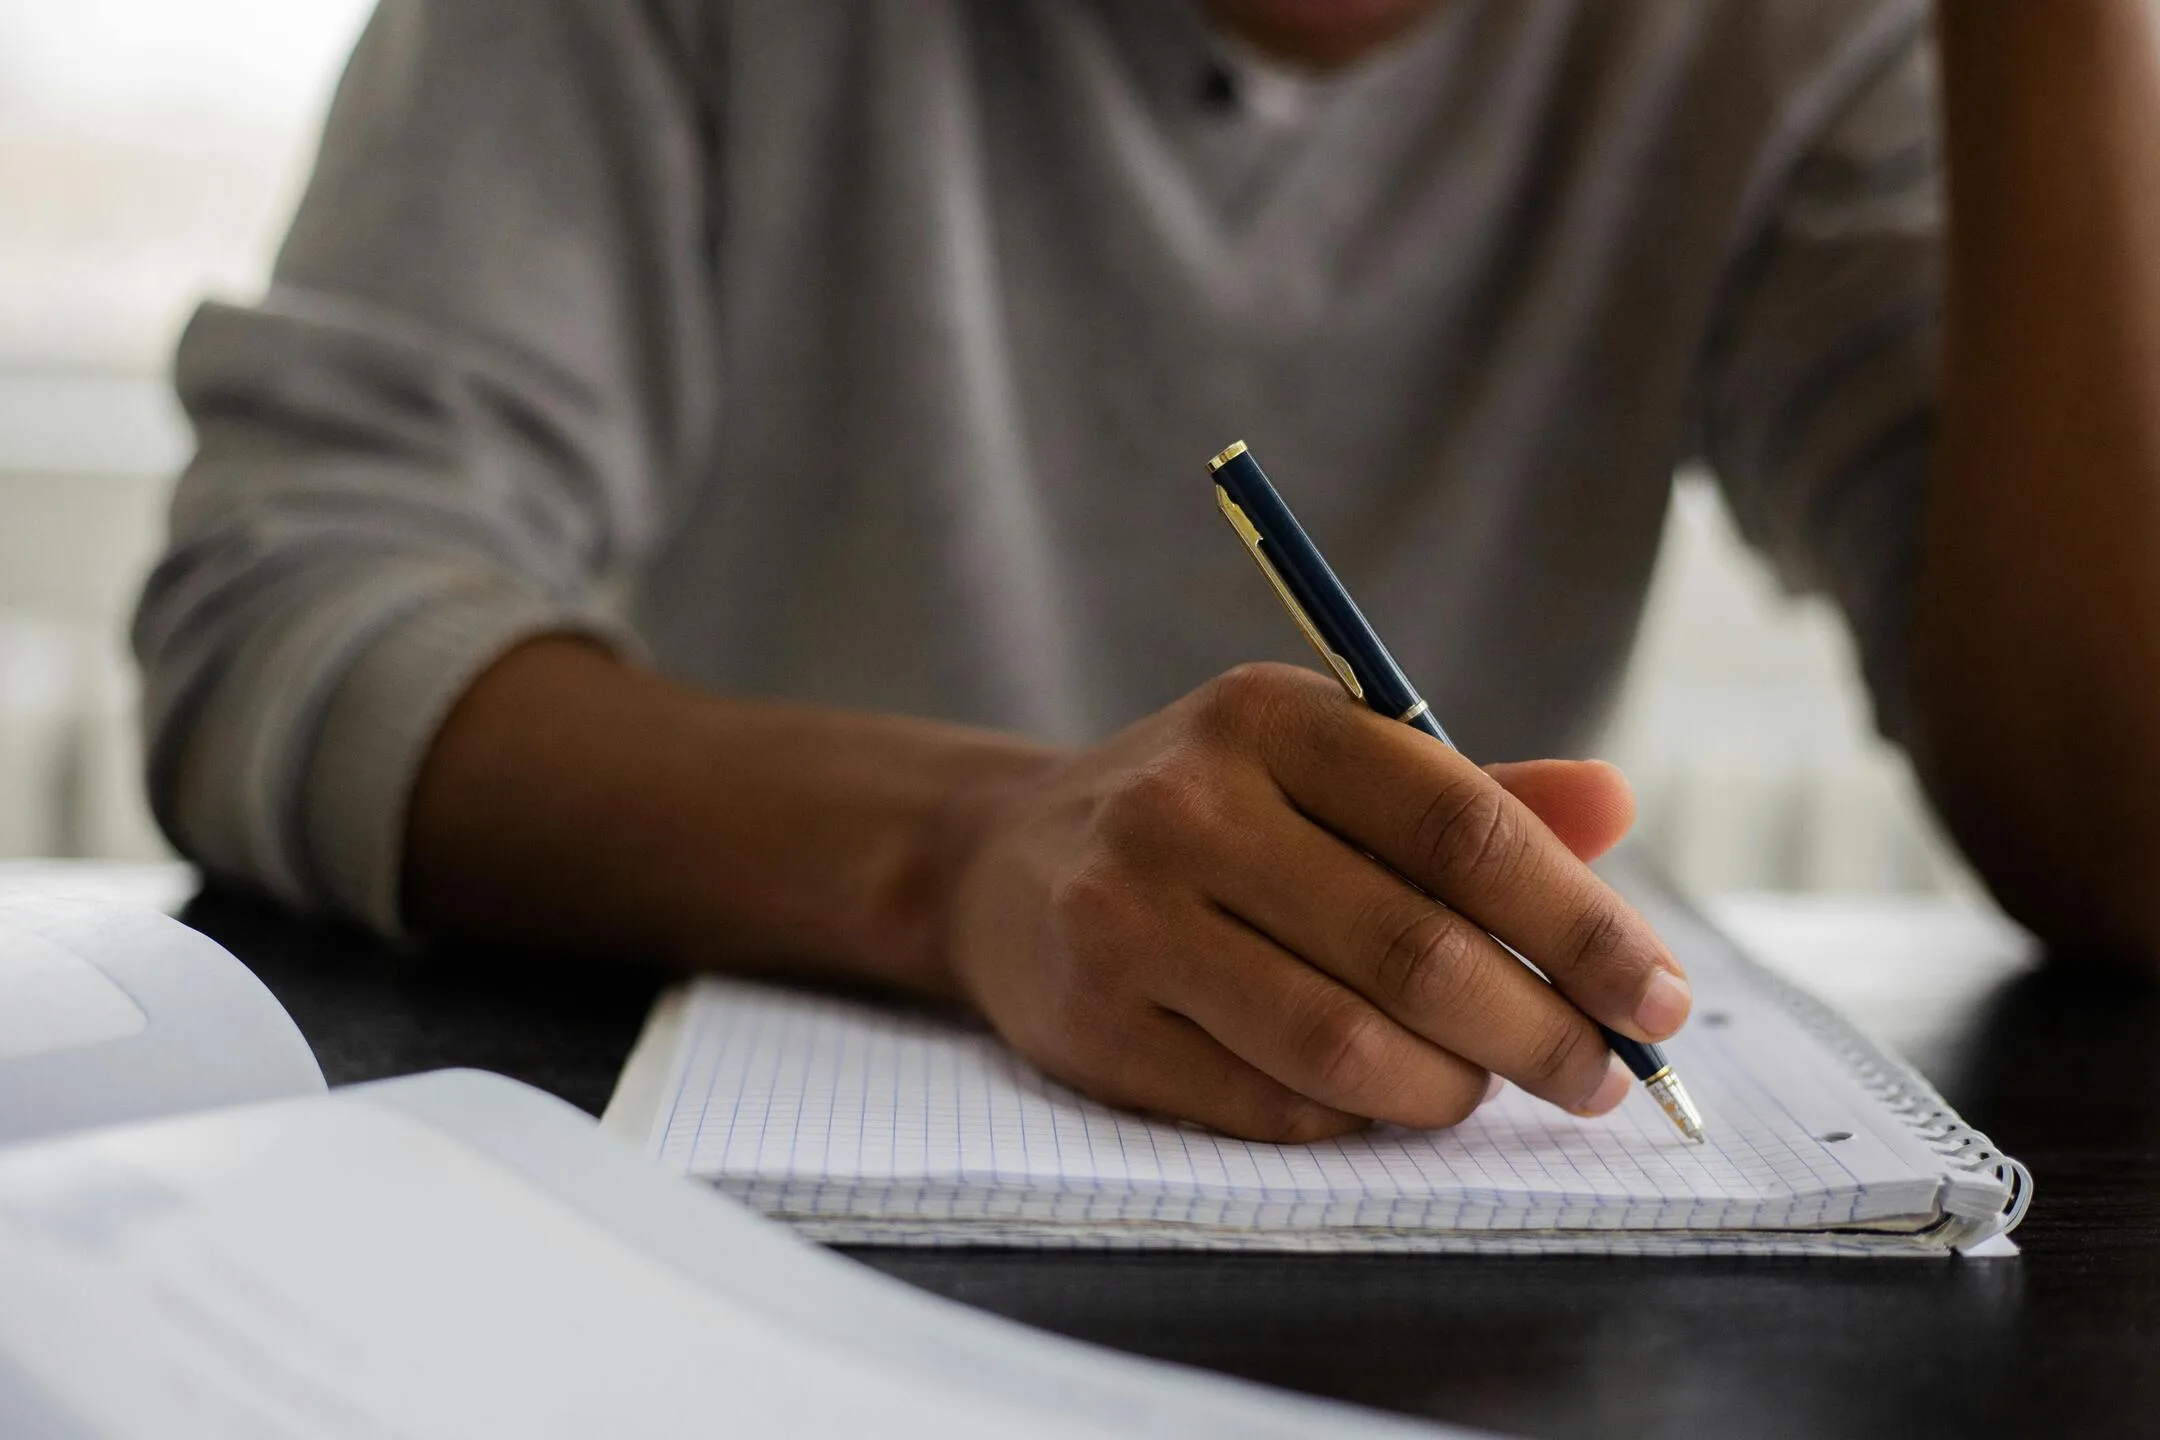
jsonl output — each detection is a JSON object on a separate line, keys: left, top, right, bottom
{"left": 1483, "top": 1073, "right": 1505, "bottom": 1103}
{"left": 1573, "top": 1055, "right": 1631, "bottom": 1117}
{"left": 1634, "top": 970, "right": 1692, "bottom": 1039}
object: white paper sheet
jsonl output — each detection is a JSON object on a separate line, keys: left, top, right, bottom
{"left": 0, "top": 1078, "right": 1453, "bottom": 1438}
{"left": 634, "top": 876, "right": 2027, "bottom": 1253}
{"left": 0, "top": 920, "right": 145, "bottom": 1059}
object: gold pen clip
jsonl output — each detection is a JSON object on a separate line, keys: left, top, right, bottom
{"left": 1215, "top": 485, "right": 1365, "bottom": 700}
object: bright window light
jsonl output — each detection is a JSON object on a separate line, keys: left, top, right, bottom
{"left": 0, "top": 0, "right": 377, "bottom": 370}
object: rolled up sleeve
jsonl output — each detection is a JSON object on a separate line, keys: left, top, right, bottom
{"left": 1698, "top": 30, "right": 1942, "bottom": 742}
{"left": 133, "top": 0, "right": 717, "bottom": 935}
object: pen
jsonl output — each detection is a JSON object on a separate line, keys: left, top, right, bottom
{"left": 1207, "top": 440, "right": 1707, "bottom": 1144}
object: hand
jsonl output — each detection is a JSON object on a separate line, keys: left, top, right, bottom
{"left": 939, "top": 663, "right": 1691, "bottom": 1142}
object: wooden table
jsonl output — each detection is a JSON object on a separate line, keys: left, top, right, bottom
{"left": 179, "top": 883, "right": 2160, "bottom": 1440}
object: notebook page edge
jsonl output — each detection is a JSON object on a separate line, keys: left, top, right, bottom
{"left": 645, "top": 873, "right": 2030, "bottom": 1248}
{"left": 788, "top": 1218, "right": 1975, "bottom": 1257}
{"left": 1612, "top": 863, "right": 2029, "bottom": 1246}
{"left": 659, "top": 972, "right": 1943, "bottom": 1229}
{"left": 1660, "top": 890, "right": 2025, "bottom": 1241}
{"left": 600, "top": 983, "right": 692, "bottom": 1149}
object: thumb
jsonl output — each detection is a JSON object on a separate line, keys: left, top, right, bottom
{"left": 1485, "top": 759, "right": 1637, "bottom": 863}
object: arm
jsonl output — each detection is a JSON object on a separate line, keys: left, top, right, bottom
{"left": 409, "top": 640, "right": 1682, "bottom": 1142}
{"left": 402, "top": 637, "right": 1052, "bottom": 995}
{"left": 152, "top": 0, "right": 1690, "bottom": 1143}
{"left": 1910, "top": 0, "right": 2160, "bottom": 960}
{"left": 135, "top": 0, "right": 715, "bottom": 929}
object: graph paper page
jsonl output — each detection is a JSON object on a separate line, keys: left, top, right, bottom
{"left": 646, "top": 944, "right": 1959, "bottom": 1231}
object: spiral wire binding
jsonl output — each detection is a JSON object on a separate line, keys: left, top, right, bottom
{"left": 1689, "top": 897, "right": 2033, "bottom": 1241}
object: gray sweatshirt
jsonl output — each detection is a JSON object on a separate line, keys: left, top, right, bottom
{"left": 136, "top": 0, "right": 1941, "bottom": 936}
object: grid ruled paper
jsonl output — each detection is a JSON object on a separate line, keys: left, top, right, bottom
{"left": 645, "top": 947, "right": 1974, "bottom": 1245}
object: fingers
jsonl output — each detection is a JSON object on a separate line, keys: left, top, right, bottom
{"left": 967, "top": 664, "right": 1680, "bottom": 1143}
{"left": 1155, "top": 907, "right": 1496, "bottom": 1129}
{"left": 1059, "top": 1005, "right": 1370, "bottom": 1145}
{"left": 1484, "top": 760, "right": 1636, "bottom": 863}
{"left": 1195, "top": 804, "right": 1629, "bottom": 1115}
{"left": 1191, "top": 664, "right": 1687, "bottom": 1046}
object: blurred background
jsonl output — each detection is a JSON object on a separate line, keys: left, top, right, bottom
{"left": 0, "top": 0, "right": 1978, "bottom": 900}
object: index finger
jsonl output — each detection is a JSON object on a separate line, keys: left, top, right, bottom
{"left": 1248, "top": 685, "right": 1690, "bottom": 1044}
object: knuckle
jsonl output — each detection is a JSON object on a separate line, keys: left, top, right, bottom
{"left": 1195, "top": 662, "right": 1320, "bottom": 746}
{"left": 1365, "top": 900, "right": 1487, "bottom": 1017}
{"left": 1048, "top": 862, "right": 1139, "bottom": 942}
{"left": 1522, "top": 1016, "right": 1603, "bottom": 1094}
{"left": 1245, "top": 1093, "right": 1354, "bottom": 1145}
{"left": 1424, "top": 1081, "right": 1485, "bottom": 1131}
{"left": 1099, "top": 759, "right": 1212, "bottom": 848}
{"left": 1557, "top": 903, "right": 1640, "bottom": 986}
{"left": 1296, "top": 1000, "right": 1391, "bottom": 1099}
{"left": 1411, "top": 777, "right": 1525, "bottom": 891}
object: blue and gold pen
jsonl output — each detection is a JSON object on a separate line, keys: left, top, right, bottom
{"left": 1208, "top": 440, "right": 1707, "bottom": 1144}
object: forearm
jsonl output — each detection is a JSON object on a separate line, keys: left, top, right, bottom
{"left": 1913, "top": 0, "right": 2160, "bottom": 953}
{"left": 403, "top": 637, "right": 1056, "bottom": 991}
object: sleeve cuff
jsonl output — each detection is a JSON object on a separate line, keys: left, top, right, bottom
{"left": 299, "top": 577, "right": 640, "bottom": 939}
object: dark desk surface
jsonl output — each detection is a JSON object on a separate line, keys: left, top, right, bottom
{"left": 181, "top": 886, "right": 2160, "bottom": 1440}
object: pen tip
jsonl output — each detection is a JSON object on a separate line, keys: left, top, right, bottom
{"left": 1645, "top": 1071, "right": 1707, "bottom": 1145}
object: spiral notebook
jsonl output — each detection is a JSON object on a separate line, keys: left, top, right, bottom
{"left": 609, "top": 869, "right": 2031, "bottom": 1257}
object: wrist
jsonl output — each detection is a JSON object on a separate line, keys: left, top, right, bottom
{"left": 867, "top": 741, "right": 1060, "bottom": 1001}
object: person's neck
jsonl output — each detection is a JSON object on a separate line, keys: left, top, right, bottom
{"left": 1203, "top": 0, "right": 1450, "bottom": 72}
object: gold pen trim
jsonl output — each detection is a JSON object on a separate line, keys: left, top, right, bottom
{"left": 1214, "top": 486, "right": 1365, "bottom": 700}
{"left": 1207, "top": 440, "right": 1250, "bottom": 474}
{"left": 1398, "top": 700, "right": 1430, "bottom": 724}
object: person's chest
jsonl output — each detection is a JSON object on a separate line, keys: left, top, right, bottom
{"left": 684, "top": 0, "right": 1840, "bottom": 517}
{"left": 634, "top": 0, "right": 1904, "bottom": 749}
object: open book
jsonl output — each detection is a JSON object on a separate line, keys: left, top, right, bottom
{"left": 608, "top": 868, "right": 2032, "bottom": 1257}
{"left": 0, "top": 894, "right": 1460, "bottom": 1438}
{"left": 0, "top": 893, "right": 324, "bottom": 1143}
